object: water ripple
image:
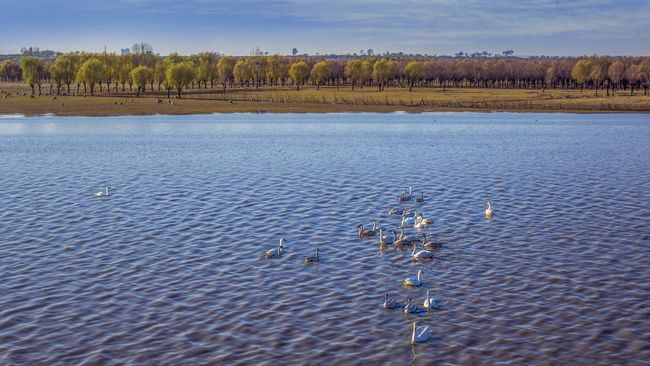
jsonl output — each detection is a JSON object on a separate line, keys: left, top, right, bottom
{"left": 1, "top": 113, "right": 649, "bottom": 365}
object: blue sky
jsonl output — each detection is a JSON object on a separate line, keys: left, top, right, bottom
{"left": 1, "top": 0, "right": 649, "bottom": 56}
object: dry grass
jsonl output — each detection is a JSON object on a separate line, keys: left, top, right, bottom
{"left": 1, "top": 82, "right": 650, "bottom": 116}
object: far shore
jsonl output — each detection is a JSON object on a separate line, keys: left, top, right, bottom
{"left": 2, "top": 82, "right": 650, "bottom": 116}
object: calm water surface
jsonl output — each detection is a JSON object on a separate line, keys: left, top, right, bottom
{"left": 1, "top": 113, "right": 649, "bottom": 365}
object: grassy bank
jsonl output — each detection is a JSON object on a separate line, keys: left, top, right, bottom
{"left": 2, "top": 82, "right": 650, "bottom": 116}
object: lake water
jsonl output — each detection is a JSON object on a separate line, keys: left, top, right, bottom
{"left": 1, "top": 113, "right": 649, "bottom": 365}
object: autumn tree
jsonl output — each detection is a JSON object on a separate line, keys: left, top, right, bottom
{"left": 625, "top": 63, "right": 641, "bottom": 95}
{"left": 217, "top": 56, "right": 236, "bottom": 91}
{"left": 361, "top": 59, "right": 374, "bottom": 87}
{"left": 166, "top": 62, "right": 194, "bottom": 98}
{"left": 344, "top": 60, "right": 363, "bottom": 90}
{"left": 640, "top": 59, "right": 650, "bottom": 95}
{"left": 607, "top": 60, "right": 626, "bottom": 95}
{"left": 372, "top": 58, "right": 396, "bottom": 91}
{"left": 571, "top": 59, "right": 592, "bottom": 92}
{"left": 266, "top": 55, "right": 288, "bottom": 86}
{"left": 250, "top": 56, "right": 267, "bottom": 88}
{"left": 131, "top": 66, "right": 153, "bottom": 97}
{"left": 288, "top": 60, "right": 309, "bottom": 90}
{"left": 76, "top": 58, "right": 106, "bottom": 95}
{"left": 0, "top": 60, "right": 21, "bottom": 82}
{"left": 116, "top": 55, "right": 133, "bottom": 92}
{"left": 50, "top": 63, "right": 65, "bottom": 95}
{"left": 154, "top": 62, "right": 166, "bottom": 91}
{"left": 193, "top": 52, "right": 218, "bottom": 88}
{"left": 100, "top": 53, "right": 117, "bottom": 92}
{"left": 19, "top": 56, "right": 44, "bottom": 95}
{"left": 404, "top": 61, "right": 424, "bottom": 92}
{"left": 233, "top": 59, "right": 252, "bottom": 87}
{"left": 589, "top": 56, "right": 610, "bottom": 95}
{"left": 310, "top": 61, "right": 330, "bottom": 90}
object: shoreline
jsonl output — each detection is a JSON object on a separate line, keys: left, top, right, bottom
{"left": 3, "top": 84, "right": 650, "bottom": 117}
{"left": 3, "top": 108, "right": 650, "bottom": 119}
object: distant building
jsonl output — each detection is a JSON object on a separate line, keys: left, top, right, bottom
{"left": 121, "top": 48, "right": 130, "bottom": 55}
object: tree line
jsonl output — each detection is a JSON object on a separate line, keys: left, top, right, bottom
{"left": 2, "top": 52, "right": 650, "bottom": 97}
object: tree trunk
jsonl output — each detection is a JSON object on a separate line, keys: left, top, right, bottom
{"left": 177, "top": 88, "right": 182, "bottom": 98}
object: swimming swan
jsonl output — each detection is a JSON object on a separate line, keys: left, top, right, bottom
{"left": 485, "top": 202, "right": 494, "bottom": 218}
{"left": 414, "top": 212, "right": 433, "bottom": 225}
{"left": 94, "top": 186, "right": 110, "bottom": 197}
{"left": 423, "top": 289, "right": 441, "bottom": 310}
{"left": 414, "top": 217, "right": 429, "bottom": 229}
{"left": 357, "top": 221, "right": 377, "bottom": 238}
{"left": 404, "top": 297, "right": 425, "bottom": 314}
{"left": 304, "top": 248, "right": 320, "bottom": 263}
{"left": 388, "top": 206, "right": 404, "bottom": 215}
{"left": 379, "top": 228, "right": 397, "bottom": 245}
{"left": 383, "top": 293, "right": 402, "bottom": 310}
{"left": 411, "top": 322, "right": 432, "bottom": 344}
{"left": 399, "top": 228, "right": 420, "bottom": 242}
{"left": 398, "top": 187, "right": 413, "bottom": 202}
{"left": 403, "top": 270, "right": 423, "bottom": 287}
{"left": 394, "top": 235, "right": 415, "bottom": 246}
{"left": 400, "top": 215, "right": 416, "bottom": 227}
{"left": 263, "top": 238, "right": 284, "bottom": 259}
{"left": 415, "top": 192, "right": 424, "bottom": 202}
{"left": 403, "top": 209, "right": 417, "bottom": 218}
{"left": 422, "top": 234, "right": 442, "bottom": 250}
{"left": 412, "top": 245, "right": 435, "bottom": 260}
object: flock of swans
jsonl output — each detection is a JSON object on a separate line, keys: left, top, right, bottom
{"left": 93, "top": 184, "right": 493, "bottom": 346}
{"left": 362, "top": 187, "right": 494, "bottom": 345}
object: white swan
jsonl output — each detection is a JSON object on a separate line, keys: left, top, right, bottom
{"left": 399, "top": 228, "right": 420, "bottom": 242}
{"left": 94, "top": 186, "right": 110, "bottom": 197}
{"left": 415, "top": 192, "right": 424, "bottom": 202}
{"left": 403, "top": 270, "right": 423, "bottom": 286}
{"left": 379, "top": 228, "right": 396, "bottom": 245}
{"left": 263, "top": 238, "right": 284, "bottom": 259}
{"left": 412, "top": 245, "right": 435, "bottom": 260}
{"left": 414, "top": 212, "right": 433, "bottom": 225}
{"left": 304, "top": 248, "right": 320, "bottom": 263}
{"left": 388, "top": 206, "right": 404, "bottom": 215}
{"left": 401, "top": 215, "right": 416, "bottom": 227}
{"left": 423, "top": 289, "right": 441, "bottom": 310}
{"left": 404, "top": 297, "right": 425, "bottom": 314}
{"left": 394, "top": 235, "right": 415, "bottom": 246}
{"left": 383, "top": 293, "right": 401, "bottom": 310}
{"left": 485, "top": 202, "right": 494, "bottom": 218}
{"left": 414, "top": 217, "right": 429, "bottom": 229}
{"left": 411, "top": 322, "right": 432, "bottom": 344}
{"left": 403, "top": 209, "right": 417, "bottom": 217}
{"left": 422, "top": 234, "right": 441, "bottom": 250}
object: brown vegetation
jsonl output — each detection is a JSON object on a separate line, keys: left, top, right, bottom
{"left": 2, "top": 82, "right": 650, "bottom": 116}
